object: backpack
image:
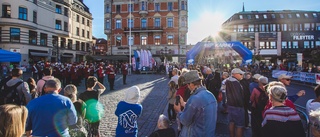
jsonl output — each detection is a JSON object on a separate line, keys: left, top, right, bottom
{"left": 1, "top": 81, "right": 25, "bottom": 105}
{"left": 256, "top": 87, "right": 268, "bottom": 110}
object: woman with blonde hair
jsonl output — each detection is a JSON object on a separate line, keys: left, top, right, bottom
{"left": 0, "top": 104, "right": 28, "bottom": 137}
{"left": 64, "top": 84, "right": 88, "bottom": 137}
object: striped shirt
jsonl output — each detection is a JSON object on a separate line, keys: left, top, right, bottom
{"left": 262, "top": 106, "right": 301, "bottom": 127}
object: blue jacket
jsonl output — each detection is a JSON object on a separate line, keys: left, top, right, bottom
{"left": 178, "top": 86, "right": 217, "bottom": 137}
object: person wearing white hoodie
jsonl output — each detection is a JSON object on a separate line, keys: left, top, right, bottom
{"left": 115, "top": 86, "right": 143, "bottom": 137}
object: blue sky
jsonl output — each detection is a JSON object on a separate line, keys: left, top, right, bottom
{"left": 84, "top": 0, "right": 320, "bottom": 44}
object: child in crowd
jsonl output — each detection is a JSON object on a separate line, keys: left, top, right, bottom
{"left": 115, "top": 86, "right": 143, "bottom": 137}
{"left": 167, "top": 81, "right": 177, "bottom": 123}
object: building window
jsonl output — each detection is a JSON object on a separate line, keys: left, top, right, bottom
{"left": 270, "top": 24, "right": 276, "bottom": 31}
{"left": 33, "top": 11, "right": 37, "bottom": 23}
{"left": 64, "top": 22, "right": 68, "bottom": 32}
{"left": 270, "top": 41, "right": 276, "bottom": 49}
{"left": 265, "top": 24, "right": 269, "bottom": 32}
{"left": 260, "top": 24, "right": 265, "bottom": 32}
{"left": 233, "top": 25, "right": 237, "bottom": 32}
{"left": 281, "top": 41, "right": 287, "bottom": 49}
{"left": 304, "top": 13, "right": 309, "bottom": 18}
{"left": 141, "top": 1, "right": 147, "bottom": 11}
{"left": 116, "top": 5, "right": 121, "bottom": 13}
{"left": 2, "top": 5, "right": 11, "bottom": 18}
{"left": 76, "top": 15, "right": 79, "bottom": 22}
{"left": 263, "top": 14, "right": 267, "bottom": 19}
{"left": 181, "top": 1, "right": 187, "bottom": 10}
{"left": 239, "top": 15, "right": 243, "bottom": 19}
{"left": 247, "top": 15, "right": 251, "bottom": 19}
{"left": 40, "top": 33, "right": 47, "bottom": 46}
{"left": 282, "top": 24, "right": 287, "bottom": 31}
{"left": 76, "top": 41, "right": 80, "bottom": 50}
{"left": 265, "top": 42, "right": 270, "bottom": 49}
{"left": 87, "top": 31, "right": 89, "bottom": 38}
{"left": 155, "top": 35, "right": 160, "bottom": 45}
{"left": 255, "top": 24, "right": 259, "bottom": 31}
{"left": 311, "top": 41, "right": 315, "bottom": 48}
{"left": 116, "top": 19, "right": 121, "bottom": 29}
{"left": 155, "top": 18, "right": 160, "bottom": 28}
{"left": 68, "top": 39, "right": 72, "bottom": 49}
{"left": 316, "top": 23, "right": 320, "bottom": 31}
{"left": 292, "top": 41, "right": 298, "bottom": 48}
{"left": 155, "top": 3, "right": 160, "bottom": 11}
{"left": 55, "top": 20, "right": 61, "bottom": 30}
{"left": 76, "top": 27, "right": 79, "bottom": 36}
{"left": 29, "top": 30, "right": 37, "bottom": 45}
{"left": 116, "top": 36, "right": 121, "bottom": 46}
{"left": 60, "top": 38, "right": 66, "bottom": 49}
{"left": 167, "top": 17, "right": 173, "bottom": 28}
{"left": 141, "top": 18, "right": 147, "bottom": 28}
{"left": 82, "top": 17, "right": 85, "bottom": 24}
{"left": 168, "top": 35, "right": 173, "bottom": 45}
{"left": 280, "top": 14, "right": 284, "bottom": 18}
{"left": 255, "top": 14, "right": 259, "bottom": 19}
{"left": 311, "top": 23, "right": 315, "bottom": 31}
{"left": 128, "top": 19, "right": 133, "bottom": 28}
{"left": 168, "top": 2, "right": 173, "bottom": 11}
{"left": 128, "top": 36, "right": 133, "bottom": 45}
{"left": 316, "top": 41, "right": 320, "bottom": 47}
{"left": 87, "top": 20, "right": 90, "bottom": 26}
{"left": 271, "top": 14, "right": 276, "bottom": 19}
{"left": 64, "top": 7, "right": 68, "bottom": 16}
{"left": 288, "top": 14, "right": 292, "bottom": 18}
{"left": 259, "top": 42, "right": 265, "bottom": 49}
{"left": 288, "top": 41, "right": 292, "bottom": 48}
{"left": 248, "top": 25, "right": 254, "bottom": 32}
{"left": 313, "top": 13, "right": 317, "bottom": 18}
{"left": 304, "top": 41, "right": 310, "bottom": 48}
{"left": 294, "top": 24, "right": 299, "bottom": 31}
{"left": 105, "top": 19, "right": 110, "bottom": 29}
{"left": 296, "top": 13, "right": 300, "bottom": 18}
{"left": 304, "top": 23, "right": 310, "bottom": 31}
{"left": 82, "top": 29, "right": 85, "bottom": 37}
{"left": 288, "top": 24, "right": 292, "bottom": 31}
{"left": 105, "top": 4, "right": 110, "bottom": 13}
{"left": 10, "top": 28, "right": 20, "bottom": 42}
{"left": 56, "top": 5, "right": 61, "bottom": 14}
{"left": 128, "top": 4, "right": 133, "bottom": 12}
{"left": 141, "top": 36, "right": 147, "bottom": 45}
{"left": 81, "top": 42, "right": 85, "bottom": 51}
{"left": 19, "top": 7, "right": 27, "bottom": 20}
{"left": 238, "top": 25, "right": 243, "bottom": 32}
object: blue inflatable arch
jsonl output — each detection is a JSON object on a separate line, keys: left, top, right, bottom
{"left": 186, "top": 41, "right": 252, "bottom": 65}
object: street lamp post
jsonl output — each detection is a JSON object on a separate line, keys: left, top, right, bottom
{"left": 129, "top": 0, "right": 132, "bottom": 68}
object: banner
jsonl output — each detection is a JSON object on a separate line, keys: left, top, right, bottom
{"left": 272, "top": 70, "right": 317, "bottom": 84}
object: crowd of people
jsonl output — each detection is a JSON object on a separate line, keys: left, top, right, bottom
{"left": 0, "top": 60, "right": 320, "bottom": 137}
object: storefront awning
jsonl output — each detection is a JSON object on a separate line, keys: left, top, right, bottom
{"left": 61, "top": 53, "right": 74, "bottom": 58}
{"left": 30, "top": 52, "right": 50, "bottom": 57}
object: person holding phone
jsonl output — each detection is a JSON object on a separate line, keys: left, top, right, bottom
{"left": 174, "top": 70, "right": 217, "bottom": 137}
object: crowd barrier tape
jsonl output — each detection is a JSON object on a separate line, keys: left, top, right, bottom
{"left": 272, "top": 70, "right": 320, "bottom": 84}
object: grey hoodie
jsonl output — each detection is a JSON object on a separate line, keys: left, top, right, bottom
{"left": 6, "top": 78, "right": 31, "bottom": 104}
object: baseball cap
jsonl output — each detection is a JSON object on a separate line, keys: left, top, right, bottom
{"left": 258, "top": 76, "right": 268, "bottom": 85}
{"left": 253, "top": 74, "right": 262, "bottom": 80}
{"left": 231, "top": 68, "right": 245, "bottom": 75}
{"left": 278, "top": 74, "right": 292, "bottom": 80}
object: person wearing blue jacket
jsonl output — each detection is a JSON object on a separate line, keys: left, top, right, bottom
{"left": 115, "top": 86, "right": 143, "bottom": 137}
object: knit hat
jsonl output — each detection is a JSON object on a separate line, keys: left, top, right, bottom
{"left": 124, "top": 86, "right": 140, "bottom": 104}
{"left": 184, "top": 70, "right": 201, "bottom": 84}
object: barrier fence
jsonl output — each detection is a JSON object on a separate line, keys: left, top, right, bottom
{"left": 272, "top": 70, "right": 320, "bottom": 85}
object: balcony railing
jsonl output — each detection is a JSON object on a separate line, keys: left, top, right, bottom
{"left": 124, "top": 26, "right": 163, "bottom": 32}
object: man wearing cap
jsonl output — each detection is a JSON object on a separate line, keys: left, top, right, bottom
{"left": 174, "top": 70, "right": 217, "bottom": 137}
{"left": 250, "top": 76, "right": 269, "bottom": 137}
{"left": 278, "top": 74, "right": 305, "bottom": 103}
{"left": 249, "top": 74, "right": 262, "bottom": 94}
{"left": 226, "top": 68, "right": 246, "bottom": 137}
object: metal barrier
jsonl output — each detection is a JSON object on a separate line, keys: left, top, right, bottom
{"left": 295, "top": 104, "right": 310, "bottom": 137}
